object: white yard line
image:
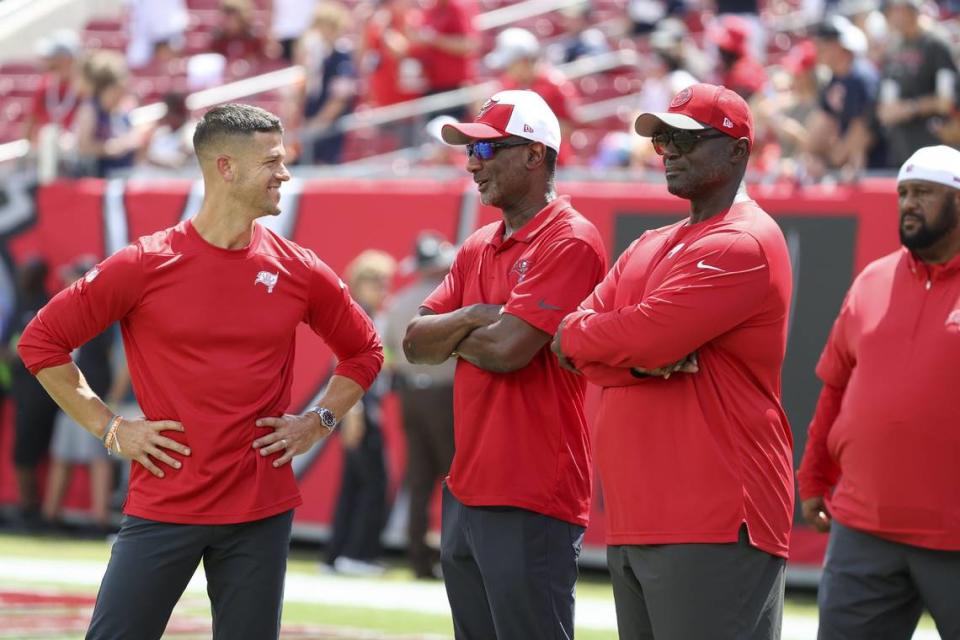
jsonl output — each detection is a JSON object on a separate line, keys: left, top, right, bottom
{"left": 0, "top": 557, "right": 941, "bottom": 640}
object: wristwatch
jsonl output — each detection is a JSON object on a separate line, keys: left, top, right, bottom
{"left": 308, "top": 406, "right": 338, "bottom": 431}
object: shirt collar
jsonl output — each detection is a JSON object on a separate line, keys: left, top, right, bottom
{"left": 487, "top": 195, "right": 572, "bottom": 249}
{"left": 903, "top": 246, "right": 960, "bottom": 282}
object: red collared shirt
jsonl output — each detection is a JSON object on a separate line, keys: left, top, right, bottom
{"left": 800, "top": 247, "right": 960, "bottom": 550}
{"left": 18, "top": 221, "right": 383, "bottom": 524}
{"left": 561, "top": 199, "right": 795, "bottom": 557}
{"left": 422, "top": 196, "right": 606, "bottom": 525}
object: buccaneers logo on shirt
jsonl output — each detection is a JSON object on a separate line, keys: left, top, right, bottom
{"left": 511, "top": 258, "right": 531, "bottom": 284}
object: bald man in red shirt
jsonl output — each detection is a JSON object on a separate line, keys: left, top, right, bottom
{"left": 18, "top": 104, "right": 382, "bottom": 640}
{"left": 798, "top": 145, "right": 960, "bottom": 639}
{"left": 553, "top": 84, "right": 794, "bottom": 640}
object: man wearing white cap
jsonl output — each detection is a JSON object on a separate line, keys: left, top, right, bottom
{"left": 552, "top": 83, "right": 794, "bottom": 639}
{"left": 487, "top": 28, "right": 579, "bottom": 155}
{"left": 403, "top": 89, "right": 607, "bottom": 638}
{"left": 798, "top": 145, "right": 960, "bottom": 639}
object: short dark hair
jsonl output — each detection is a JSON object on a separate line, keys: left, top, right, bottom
{"left": 192, "top": 103, "right": 283, "bottom": 157}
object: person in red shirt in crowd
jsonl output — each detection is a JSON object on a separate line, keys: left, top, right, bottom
{"left": 409, "top": 0, "right": 478, "bottom": 120}
{"left": 211, "top": 0, "right": 274, "bottom": 63}
{"left": 358, "top": 0, "right": 423, "bottom": 107}
{"left": 487, "top": 28, "right": 580, "bottom": 162}
{"left": 17, "top": 104, "right": 382, "bottom": 640}
{"left": 552, "top": 84, "right": 794, "bottom": 640}
{"left": 24, "top": 30, "right": 83, "bottom": 142}
{"left": 797, "top": 144, "right": 960, "bottom": 640}
{"left": 403, "top": 90, "right": 607, "bottom": 639}
{"left": 710, "top": 15, "right": 767, "bottom": 99}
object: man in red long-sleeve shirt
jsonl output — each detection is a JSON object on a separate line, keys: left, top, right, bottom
{"left": 17, "top": 104, "right": 383, "bottom": 640}
{"left": 798, "top": 145, "right": 960, "bottom": 640}
{"left": 552, "top": 84, "right": 794, "bottom": 640}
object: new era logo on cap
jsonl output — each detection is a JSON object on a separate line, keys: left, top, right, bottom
{"left": 440, "top": 90, "right": 562, "bottom": 153}
{"left": 634, "top": 83, "right": 754, "bottom": 146}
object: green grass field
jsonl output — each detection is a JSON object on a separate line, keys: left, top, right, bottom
{"left": 0, "top": 533, "right": 938, "bottom": 640}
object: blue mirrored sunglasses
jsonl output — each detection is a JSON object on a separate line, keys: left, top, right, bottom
{"left": 465, "top": 140, "right": 531, "bottom": 160}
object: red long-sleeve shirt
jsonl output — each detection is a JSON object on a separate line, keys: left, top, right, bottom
{"left": 798, "top": 248, "right": 960, "bottom": 550}
{"left": 561, "top": 199, "right": 795, "bottom": 557}
{"left": 18, "top": 220, "right": 383, "bottom": 524}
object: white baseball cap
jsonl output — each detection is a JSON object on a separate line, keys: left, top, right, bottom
{"left": 441, "top": 90, "right": 561, "bottom": 153}
{"left": 898, "top": 145, "right": 960, "bottom": 189}
{"left": 485, "top": 28, "right": 541, "bottom": 70}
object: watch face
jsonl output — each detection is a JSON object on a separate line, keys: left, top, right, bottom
{"left": 317, "top": 408, "right": 336, "bottom": 428}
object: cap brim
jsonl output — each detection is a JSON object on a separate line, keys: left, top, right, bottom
{"left": 634, "top": 112, "right": 707, "bottom": 137}
{"left": 441, "top": 122, "right": 508, "bottom": 145}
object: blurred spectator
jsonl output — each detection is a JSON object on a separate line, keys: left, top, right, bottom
{"left": 143, "top": 92, "right": 197, "bottom": 169}
{"left": 124, "top": 0, "right": 188, "bottom": 69}
{"left": 211, "top": 0, "right": 274, "bottom": 63}
{"left": 549, "top": 5, "right": 610, "bottom": 64}
{"left": 805, "top": 16, "right": 880, "bottom": 181}
{"left": 294, "top": 1, "right": 358, "bottom": 164}
{"left": 383, "top": 232, "right": 456, "bottom": 580}
{"left": 838, "top": 0, "right": 889, "bottom": 67}
{"left": 709, "top": 15, "right": 767, "bottom": 99}
{"left": 752, "top": 40, "right": 821, "bottom": 180}
{"left": 326, "top": 250, "right": 397, "bottom": 577}
{"left": 24, "top": 30, "right": 83, "bottom": 143}
{"left": 421, "top": 115, "right": 462, "bottom": 166}
{"left": 409, "top": 0, "right": 479, "bottom": 120}
{"left": 1, "top": 258, "right": 58, "bottom": 532}
{"left": 487, "top": 28, "right": 580, "bottom": 160}
{"left": 878, "top": 0, "right": 957, "bottom": 166}
{"left": 72, "top": 51, "right": 145, "bottom": 177}
{"left": 271, "top": 0, "right": 315, "bottom": 61}
{"left": 619, "top": 20, "right": 699, "bottom": 170}
{"left": 358, "top": 0, "right": 425, "bottom": 107}
{"left": 627, "top": 0, "right": 670, "bottom": 35}
{"left": 41, "top": 258, "right": 129, "bottom": 535}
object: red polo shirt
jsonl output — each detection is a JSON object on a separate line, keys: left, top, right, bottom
{"left": 422, "top": 196, "right": 606, "bottom": 526}
{"left": 560, "top": 199, "right": 795, "bottom": 557}
{"left": 799, "top": 248, "right": 960, "bottom": 550}
{"left": 18, "top": 221, "right": 383, "bottom": 524}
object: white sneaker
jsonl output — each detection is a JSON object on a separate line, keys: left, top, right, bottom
{"left": 333, "top": 556, "right": 386, "bottom": 577}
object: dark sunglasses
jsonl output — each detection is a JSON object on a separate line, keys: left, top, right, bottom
{"left": 465, "top": 140, "right": 530, "bottom": 160}
{"left": 651, "top": 130, "right": 729, "bottom": 156}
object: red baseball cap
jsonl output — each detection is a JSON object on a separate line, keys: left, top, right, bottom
{"left": 634, "top": 83, "right": 754, "bottom": 146}
{"left": 710, "top": 15, "right": 751, "bottom": 57}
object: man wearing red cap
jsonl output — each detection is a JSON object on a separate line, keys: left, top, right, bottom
{"left": 403, "top": 89, "right": 607, "bottom": 638}
{"left": 711, "top": 16, "right": 767, "bottom": 99}
{"left": 552, "top": 83, "right": 794, "bottom": 639}
{"left": 798, "top": 145, "right": 960, "bottom": 639}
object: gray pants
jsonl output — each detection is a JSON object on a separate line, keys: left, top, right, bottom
{"left": 608, "top": 525, "right": 785, "bottom": 640}
{"left": 818, "top": 521, "right": 960, "bottom": 640}
{"left": 87, "top": 510, "right": 293, "bottom": 640}
{"left": 440, "top": 485, "right": 585, "bottom": 640}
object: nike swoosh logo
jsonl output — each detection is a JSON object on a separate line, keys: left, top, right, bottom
{"left": 696, "top": 260, "right": 725, "bottom": 272}
{"left": 538, "top": 299, "right": 563, "bottom": 311}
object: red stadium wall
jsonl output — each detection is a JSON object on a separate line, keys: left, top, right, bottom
{"left": 0, "top": 177, "right": 901, "bottom": 570}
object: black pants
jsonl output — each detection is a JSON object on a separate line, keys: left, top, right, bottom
{"left": 326, "top": 424, "right": 387, "bottom": 564}
{"left": 440, "top": 485, "right": 584, "bottom": 640}
{"left": 87, "top": 510, "right": 293, "bottom": 640}
{"left": 399, "top": 384, "right": 454, "bottom": 576}
{"left": 818, "top": 521, "right": 960, "bottom": 640}
{"left": 607, "top": 525, "right": 785, "bottom": 640}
